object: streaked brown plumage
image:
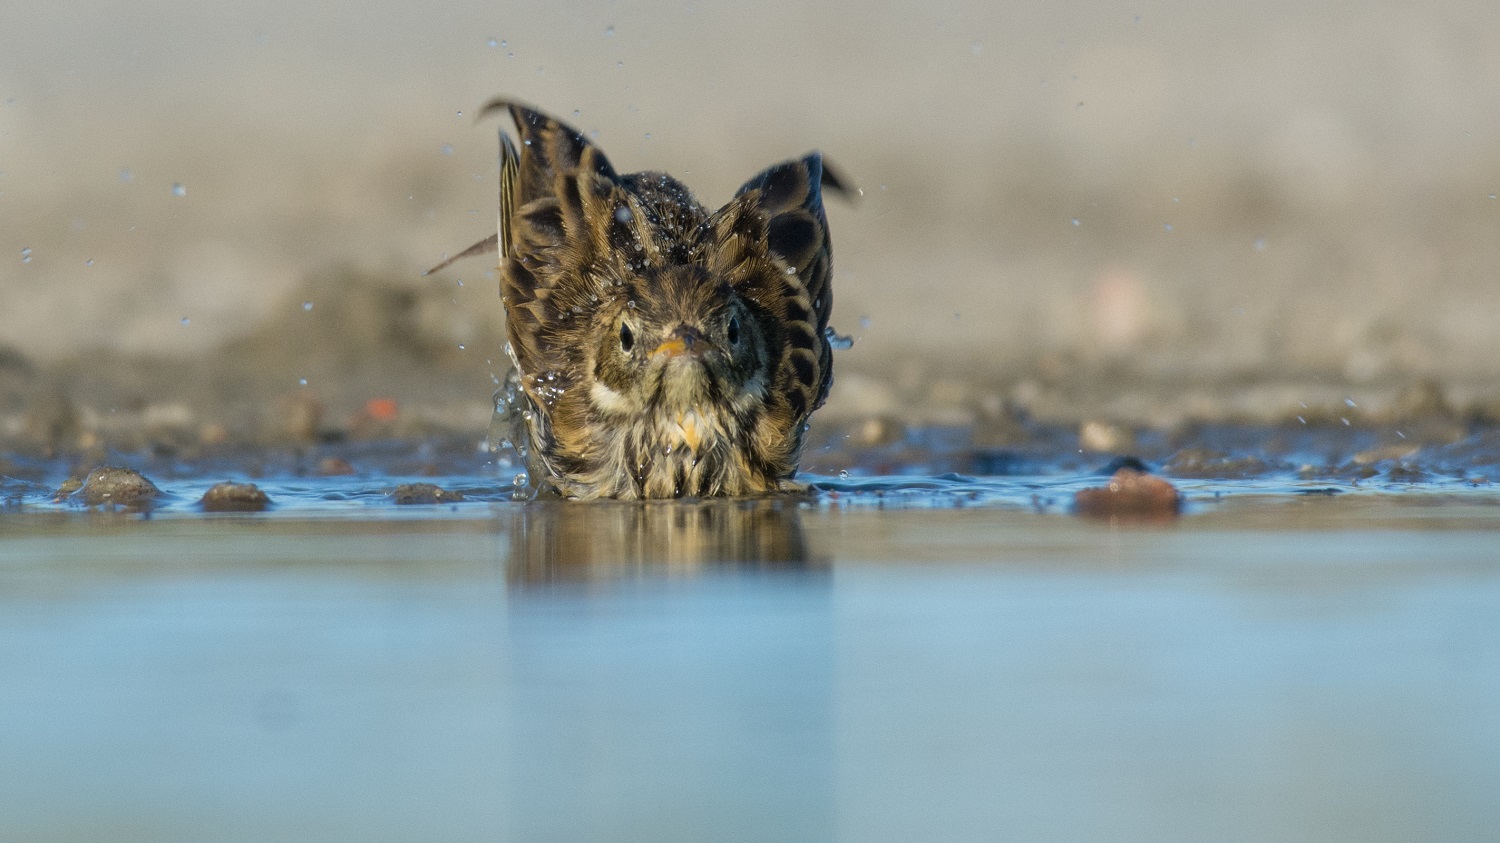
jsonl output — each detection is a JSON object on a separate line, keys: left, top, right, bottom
{"left": 430, "top": 99, "right": 848, "bottom": 499}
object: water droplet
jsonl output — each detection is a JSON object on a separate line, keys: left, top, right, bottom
{"left": 523, "top": 138, "right": 531, "bottom": 146}
{"left": 487, "top": 37, "right": 498, "bottom": 47}
{"left": 118, "top": 168, "right": 134, "bottom": 183}
{"left": 627, "top": 300, "right": 636, "bottom": 309}
{"left": 302, "top": 301, "right": 313, "bottom": 311}
{"left": 1254, "top": 237, "right": 1267, "bottom": 251}
{"left": 1162, "top": 222, "right": 1173, "bottom": 232}
{"left": 440, "top": 144, "right": 454, "bottom": 156}
{"left": 615, "top": 60, "right": 624, "bottom": 68}
{"left": 20, "top": 247, "right": 31, "bottom": 263}
{"left": 1341, "top": 417, "right": 1351, "bottom": 426}
{"left": 1071, "top": 218, "right": 1081, "bottom": 226}
{"left": 1489, "top": 194, "right": 1497, "bottom": 200}
{"left": 784, "top": 266, "right": 797, "bottom": 275}
{"left": 614, "top": 206, "right": 633, "bottom": 223}
{"left": 643, "top": 132, "right": 652, "bottom": 140}
{"left": 1297, "top": 416, "right": 1306, "bottom": 424}
{"left": 604, "top": 25, "right": 615, "bottom": 36}
{"left": 179, "top": 316, "right": 190, "bottom": 326}
{"left": 458, "top": 343, "right": 466, "bottom": 350}
{"left": 171, "top": 183, "right": 186, "bottom": 197}
{"left": 824, "top": 326, "right": 855, "bottom": 350}
{"left": 859, "top": 315, "right": 872, "bottom": 330}
{"left": 970, "top": 42, "right": 983, "bottom": 55}
{"left": 839, "top": 469, "right": 850, "bottom": 480}
{"left": 298, "top": 378, "right": 308, "bottom": 386}
{"left": 85, "top": 258, "right": 94, "bottom": 267}
{"left": 513, "top": 472, "right": 528, "bottom": 487}
{"left": 1344, "top": 398, "right": 1357, "bottom": 408}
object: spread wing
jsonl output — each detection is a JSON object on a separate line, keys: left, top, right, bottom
{"left": 700, "top": 154, "right": 849, "bottom": 426}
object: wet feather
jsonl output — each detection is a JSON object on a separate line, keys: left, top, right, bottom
{"left": 432, "top": 99, "right": 849, "bottom": 499}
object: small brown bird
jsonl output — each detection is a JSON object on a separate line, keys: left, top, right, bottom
{"left": 429, "top": 99, "right": 849, "bottom": 499}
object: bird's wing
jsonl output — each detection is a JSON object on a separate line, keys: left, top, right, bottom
{"left": 701, "top": 153, "right": 849, "bottom": 422}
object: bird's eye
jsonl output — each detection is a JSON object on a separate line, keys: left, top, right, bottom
{"left": 620, "top": 322, "right": 635, "bottom": 353}
{"left": 727, "top": 315, "right": 741, "bottom": 347}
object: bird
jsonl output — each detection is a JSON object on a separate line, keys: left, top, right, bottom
{"left": 428, "top": 99, "right": 850, "bottom": 499}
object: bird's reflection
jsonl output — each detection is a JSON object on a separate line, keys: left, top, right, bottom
{"left": 505, "top": 496, "right": 816, "bottom": 585}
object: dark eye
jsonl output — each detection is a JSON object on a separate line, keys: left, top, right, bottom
{"left": 619, "top": 322, "right": 634, "bottom": 353}
{"left": 727, "top": 315, "right": 741, "bottom": 347}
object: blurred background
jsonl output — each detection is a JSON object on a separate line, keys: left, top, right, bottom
{"left": 4, "top": 0, "right": 1499, "bottom": 441}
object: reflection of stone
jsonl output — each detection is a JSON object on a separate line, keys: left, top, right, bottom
{"left": 506, "top": 498, "right": 814, "bottom": 585}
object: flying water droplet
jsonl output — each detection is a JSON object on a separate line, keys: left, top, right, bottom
{"left": 604, "top": 25, "right": 615, "bottom": 36}
{"left": 1162, "top": 222, "right": 1173, "bottom": 232}
{"left": 627, "top": 300, "right": 637, "bottom": 309}
{"left": 1071, "top": 218, "right": 1081, "bottom": 226}
{"left": 614, "top": 206, "right": 633, "bottom": 223}
{"left": 171, "top": 183, "right": 186, "bottom": 197}
{"left": 487, "top": 37, "right": 498, "bottom": 47}
{"left": 302, "top": 301, "right": 313, "bottom": 311}
{"left": 513, "top": 472, "right": 528, "bottom": 487}
{"left": 119, "top": 168, "right": 134, "bottom": 183}
{"left": 20, "top": 247, "right": 31, "bottom": 263}
{"left": 1344, "top": 398, "right": 1357, "bottom": 408}
{"left": 299, "top": 378, "right": 308, "bottom": 386}
{"left": 179, "top": 316, "right": 190, "bottom": 326}
{"left": 85, "top": 258, "right": 94, "bottom": 267}
{"left": 859, "top": 315, "right": 872, "bottom": 329}
{"left": 440, "top": 144, "right": 454, "bottom": 156}
{"left": 824, "top": 326, "right": 855, "bottom": 350}
{"left": 1254, "top": 237, "right": 1267, "bottom": 251}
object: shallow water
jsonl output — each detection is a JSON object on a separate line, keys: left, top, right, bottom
{"left": 3, "top": 473, "right": 1500, "bottom": 841}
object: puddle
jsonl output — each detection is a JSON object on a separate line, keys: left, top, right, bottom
{"left": 4, "top": 422, "right": 1500, "bottom": 841}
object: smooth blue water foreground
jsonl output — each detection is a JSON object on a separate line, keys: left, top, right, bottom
{"left": 2, "top": 498, "right": 1498, "bottom": 842}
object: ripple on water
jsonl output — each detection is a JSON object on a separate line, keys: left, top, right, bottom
{"left": 2, "top": 422, "right": 1499, "bottom": 516}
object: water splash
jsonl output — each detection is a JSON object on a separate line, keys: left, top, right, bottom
{"left": 825, "top": 326, "right": 855, "bottom": 350}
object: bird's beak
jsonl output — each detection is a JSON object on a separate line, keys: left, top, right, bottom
{"left": 652, "top": 325, "right": 707, "bottom": 359}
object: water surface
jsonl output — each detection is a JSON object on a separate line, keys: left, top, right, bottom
{"left": 2, "top": 492, "right": 1498, "bottom": 842}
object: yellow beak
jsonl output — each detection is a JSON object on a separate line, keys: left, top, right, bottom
{"left": 651, "top": 326, "right": 706, "bottom": 358}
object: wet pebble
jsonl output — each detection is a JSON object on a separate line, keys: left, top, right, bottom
{"left": 391, "top": 482, "right": 465, "bottom": 505}
{"left": 200, "top": 481, "right": 271, "bottom": 512}
{"left": 1074, "top": 467, "right": 1181, "bottom": 520}
{"left": 76, "top": 466, "right": 160, "bottom": 505}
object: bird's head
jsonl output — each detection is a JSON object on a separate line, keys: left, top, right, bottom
{"left": 589, "top": 265, "right": 771, "bottom": 416}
